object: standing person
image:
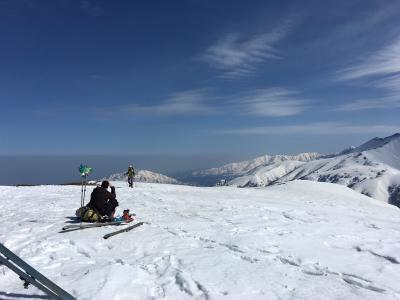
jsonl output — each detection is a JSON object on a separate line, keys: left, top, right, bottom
{"left": 86, "top": 180, "right": 119, "bottom": 220}
{"left": 126, "top": 165, "right": 135, "bottom": 188}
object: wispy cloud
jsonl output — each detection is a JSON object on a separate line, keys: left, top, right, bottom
{"left": 98, "top": 86, "right": 308, "bottom": 118}
{"left": 234, "top": 88, "right": 308, "bottom": 117}
{"left": 334, "top": 35, "right": 400, "bottom": 111}
{"left": 332, "top": 96, "right": 400, "bottom": 112}
{"left": 81, "top": 0, "right": 103, "bottom": 16}
{"left": 307, "top": 1, "right": 400, "bottom": 57}
{"left": 202, "top": 18, "right": 293, "bottom": 79}
{"left": 217, "top": 123, "right": 400, "bottom": 135}
{"left": 36, "top": 86, "right": 309, "bottom": 119}
{"left": 94, "top": 89, "right": 215, "bottom": 118}
{"left": 374, "top": 73, "right": 400, "bottom": 93}
{"left": 338, "top": 37, "right": 400, "bottom": 83}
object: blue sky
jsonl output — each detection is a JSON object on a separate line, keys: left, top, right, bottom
{"left": 1, "top": 0, "right": 400, "bottom": 158}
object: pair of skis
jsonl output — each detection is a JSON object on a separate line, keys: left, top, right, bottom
{"left": 61, "top": 221, "right": 144, "bottom": 239}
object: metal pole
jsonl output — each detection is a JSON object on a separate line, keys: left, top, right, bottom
{"left": 0, "top": 243, "right": 76, "bottom": 300}
{"left": 82, "top": 174, "right": 87, "bottom": 207}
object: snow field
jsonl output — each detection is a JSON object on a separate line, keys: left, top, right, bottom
{"left": 1, "top": 181, "right": 400, "bottom": 299}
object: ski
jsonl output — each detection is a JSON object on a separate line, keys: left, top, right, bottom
{"left": 103, "top": 222, "right": 144, "bottom": 239}
{"left": 61, "top": 220, "right": 129, "bottom": 231}
{"left": 0, "top": 243, "right": 75, "bottom": 300}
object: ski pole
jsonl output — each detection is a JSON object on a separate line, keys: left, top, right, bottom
{"left": 82, "top": 174, "right": 87, "bottom": 206}
{"left": 80, "top": 177, "right": 84, "bottom": 207}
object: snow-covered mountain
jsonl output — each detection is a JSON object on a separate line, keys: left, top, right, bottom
{"left": 228, "top": 160, "right": 307, "bottom": 187}
{"left": 1, "top": 181, "right": 400, "bottom": 299}
{"left": 191, "top": 152, "right": 320, "bottom": 186}
{"left": 229, "top": 133, "right": 400, "bottom": 207}
{"left": 106, "top": 169, "right": 181, "bottom": 185}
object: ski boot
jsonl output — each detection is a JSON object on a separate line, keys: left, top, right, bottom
{"left": 123, "top": 209, "right": 134, "bottom": 222}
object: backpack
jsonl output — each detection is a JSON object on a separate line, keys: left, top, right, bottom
{"left": 75, "top": 206, "right": 100, "bottom": 223}
{"left": 82, "top": 208, "right": 101, "bottom": 223}
{"left": 75, "top": 206, "right": 88, "bottom": 219}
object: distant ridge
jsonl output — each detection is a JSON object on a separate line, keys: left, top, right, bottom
{"left": 188, "top": 133, "right": 400, "bottom": 207}
{"left": 105, "top": 169, "right": 181, "bottom": 185}
{"left": 193, "top": 152, "right": 319, "bottom": 176}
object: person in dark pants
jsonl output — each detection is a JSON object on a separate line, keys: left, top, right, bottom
{"left": 126, "top": 165, "right": 135, "bottom": 188}
{"left": 87, "top": 180, "right": 119, "bottom": 219}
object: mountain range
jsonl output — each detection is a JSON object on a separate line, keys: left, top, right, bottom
{"left": 189, "top": 133, "right": 400, "bottom": 207}
{"left": 104, "top": 133, "right": 400, "bottom": 207}
{"left": 106, "top": 169, "right": 181, "bottom": 185}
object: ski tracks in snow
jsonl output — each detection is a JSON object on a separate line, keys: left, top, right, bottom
{"left": 138, "top": 254, "right": 210, "bottom": 299}
{"left": 153, "top": 223, "right": 394, "bottom": 297}
{"left": 137, "top": 187, "right": 400, "bottom": 299}
{"left": 2, "top": 182, "right": 400, "bottom": 299}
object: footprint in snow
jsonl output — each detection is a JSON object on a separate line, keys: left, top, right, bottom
{"left": 278, "top": 256, "right": 302, "bottom": 267}
{"left": 257, "top": 246, "right": 281, "bottom": 254}
{"left": 301, "top": 263, "right": 327, "bottom": 276}
{"left": 341, "top": 273, "right": 385, "bottom": 293}
{"left": 367, "top": 223, "right": 381, "bottom": 230}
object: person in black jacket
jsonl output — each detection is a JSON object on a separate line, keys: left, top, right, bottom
{"left": 87, "top": 180, "right": 119, "bottom": 219}
{"left": 126, "top": 165, "right": 135, "bottom": 188}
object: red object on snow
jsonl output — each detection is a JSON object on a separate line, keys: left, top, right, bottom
{"left": 123, "top": 209, "right": 134, "bottom": 221}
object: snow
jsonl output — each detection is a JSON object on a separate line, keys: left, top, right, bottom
{"left": 192, "top": 153, "right": 319, "bottom": 181}
{"left": 367, "top": 136, "right": 400, "bottom": 170}
{"left": 106, "top": 169, "right": 181, "bottom": 185}
{"left": 229, "top": 160, "right": 305, "bottom": 187}
{"left": 274, "top": 153, "right": 397, "bottom": 200}
{"left": 351, "top": 133, "right": 400, "bottom": 154}
{"left": 1, "top": 181, "right": 400, "bottom": 299}
{"left": 217, "top": 133, "right": 400, "bottom": 206}
{"left": 271, "top": 136, "right": 400, "bottom": 204}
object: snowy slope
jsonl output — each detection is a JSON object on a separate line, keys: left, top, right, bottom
{"left": 192, "top": 153, "right": 319, "bottom": 185}
{"left": 351, "top": 133, "right": 400, "bottom": 154}
{"left": 273, "top": 134, "right": 400, "bottom": 206}
{"left": 106, "top": 169, "right": 181, "bottom": 185}
{"left": 225, "top": 134, "right": 400, "bottom": 206}
{"left": 229, "top": 160, "right": 306, "bottom": 187}
{"left": 1, "top": 181, "right": 400, "bottom": 300}
{"left": 274, "top": 153, "right": 400, "bottom": 204}
{"left": 366, "top": 134, "right": 400, "bottom": 170}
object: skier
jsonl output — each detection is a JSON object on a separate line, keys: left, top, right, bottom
{"left": 126, "top": 165, "right": 135, "bottom": 188}
{"left": 86, "top": 181, "right": 119, "bottom": 221}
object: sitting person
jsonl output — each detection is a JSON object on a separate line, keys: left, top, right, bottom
{"left": 86, "top": 180, "right": 119, "bottom": 220}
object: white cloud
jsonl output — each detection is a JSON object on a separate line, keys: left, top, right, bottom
{"left": 375, "top": 74, "right": 400, "bottom": 93}
{"left": 308, "top": 2, "right": 400, "bottom": 56}
{"left": 235, "top": 88, "right": 308, "bottom": 117}
{"left": 81, "top": 0, "right": 103, "bottom": 16}
{"left": 203, "top": 19, "right": 293, "bottom": 79}
{"left": 334, "top": 35, "right": 400, "bottom": 111}
{"left": 332, "top": 96, "right": 400, "bottom": 112}
{"left": 217, "top": 123, "right": 400, "bottom": 135}
{"left": 338, "top": 37, "right": 400, "bottom": 82}
{"left": 95, "top": 89, "right": 215, "bottom": 117}
{"left": 141, "top": 89, "right": 214, "bottom": 115}
{"left": 37, "top": 86, "right": 308, "bottom": 119}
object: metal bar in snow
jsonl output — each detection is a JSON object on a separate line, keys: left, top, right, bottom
{"left": 0, "top": 243, "right": 76, "bottom": 300}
